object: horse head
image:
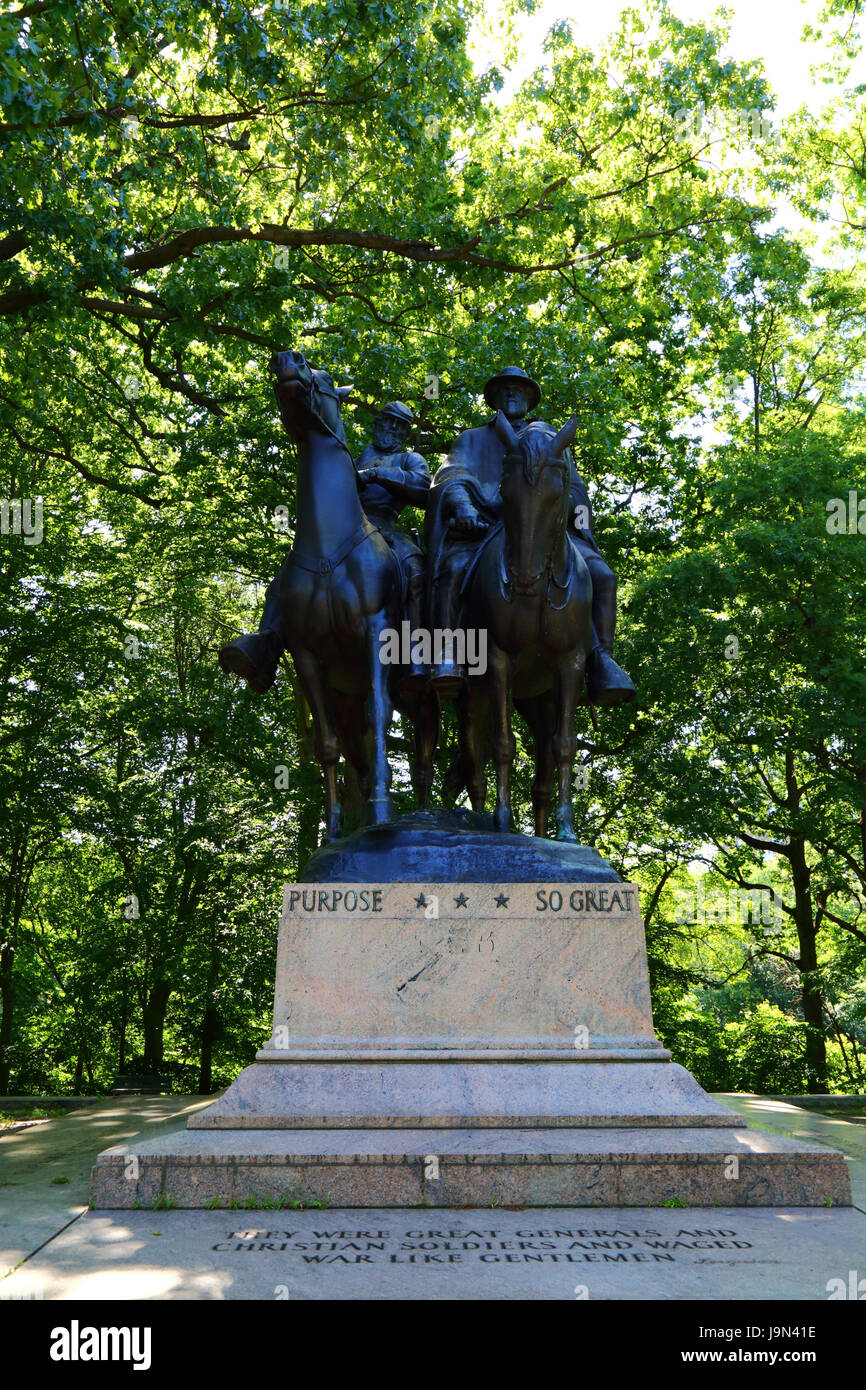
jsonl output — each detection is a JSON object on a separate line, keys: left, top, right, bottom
{"left": 270, "top": 348, "right": 353, "bottom": 444}
{"left": 494, "top": 410, "right": 578, "bottom": 596}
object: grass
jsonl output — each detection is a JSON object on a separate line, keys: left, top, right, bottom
{"left": 0, "top": 1107, "right": 51, "bottom": 1128}
{"left": 202, "top": 1192, "right": 334, "bottom": 1210}
{"left": 134, "top": 1192, "right": 337, "bottom": 1211}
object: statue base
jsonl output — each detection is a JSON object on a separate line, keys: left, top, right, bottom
{"left": 297, "top": 808, "right": 621, "bottom": 883}
{"left": 90, "top": 820, "right": 851, "bottom": 1208}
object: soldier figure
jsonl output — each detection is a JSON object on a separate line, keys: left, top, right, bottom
{"left": 424, "top": 366, "right": 635, "bottom": 703}
{"left": 354, "top": 401, "right": 430, "bottom": 668}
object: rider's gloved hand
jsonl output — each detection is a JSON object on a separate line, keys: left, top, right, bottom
{"left": 449, "top": 505, "right": 488, "bottom": 536}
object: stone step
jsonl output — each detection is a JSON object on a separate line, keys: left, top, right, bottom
{"left": 90, "top": 1124, "right": 851, "bottom": 1209}
{"left": 186, "top": 1059, "right": 740, "bottom": 1130}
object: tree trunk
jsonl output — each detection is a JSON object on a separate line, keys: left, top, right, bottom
{"left": 117, "top": 974, "right": 127, "bottom": 1075}
{"left": 0, "top": 955, "right": 15, "bottom": 1096}
{"left": 790, "top": 838, "right": 827, "bottom": 1092}
{"left": 198, "top": 1005, "right": 222, "bottom": 1094}
{"left": 142, "top": 980, "right": 172, "bottom": 1074}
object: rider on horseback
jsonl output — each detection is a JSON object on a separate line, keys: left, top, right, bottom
{"left": 424, "top": 366, "right": 635, "bottom": 705}
{"left": 219, "top": 399, "right": 430, "bottom": 693}
{"left": 354, "top": 401, "right": 430, "bottom": 676}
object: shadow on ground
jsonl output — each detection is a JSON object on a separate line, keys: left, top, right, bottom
{"left": 0, "top": 1093, "right": 219, "bottom": 1277}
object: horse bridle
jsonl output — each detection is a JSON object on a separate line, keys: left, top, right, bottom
{"left": 276, "top": 367, "right": 352, "bottom": 457}
{"left": 500, "top": 452, "right": 573, "bottom": 609}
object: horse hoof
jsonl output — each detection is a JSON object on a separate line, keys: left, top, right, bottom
{"left": 556, "top": 824, "right": 577, "bottom": 842}
{"left": 493, "top": 808, "right": 513, "bottom": 833}
{"left": 325, "top": 808, "right": 344, "bottom": 842}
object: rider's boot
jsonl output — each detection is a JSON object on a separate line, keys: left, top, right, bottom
{"left": 583, "top": 605, "right": 635, "bottom": 706}
{"left": 428, "top": 584, "right": 466, "bottom": 692}
{"left": 398, "top": 569, "right": 432, "bottom": 692}
{"left": 586, "top": 641, "right": 636, "bottom": 705}
{"left": 429, "top": 658, "right": 466, "bottom": 692}
{"left": 219, "top": 630, "right": 284, "bottom": 693}
{"left": 219, "top": 577, "right": 286, "bottom": 694}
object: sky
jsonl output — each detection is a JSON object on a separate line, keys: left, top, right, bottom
{"left": 467, "top": 0, "right": 866, "bottom": 273}
{"left": 471, "top": 0, "right": 866, "bottom": 116}
{"left": 455, "top": 5, "right": 861, "bottom": 874}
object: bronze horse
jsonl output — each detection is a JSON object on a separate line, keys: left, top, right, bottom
{"left": 452, "top": 411, "right": 593, "bottom": 840}
{"left": 269, "top": 349, "right": 436, "bottom": 840}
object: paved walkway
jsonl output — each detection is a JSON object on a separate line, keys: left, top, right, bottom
{"left": 0, "top": 1094, "right": 215, "bottom": 1279}
{"left": 715, "top": 1093, "right": 866, "bottom": 1208}
{"left": 1, "top": 1092, "right": 863, "bottom": 1298}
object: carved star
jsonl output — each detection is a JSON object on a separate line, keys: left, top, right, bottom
{"left": 454, "top": 893, "right": 469, "bottom": 908}
{"left": 494, "top": 893, "right": 509, "bottom": 908}
{"left": 414, "top": 893, "right": 428, "bottom": 909}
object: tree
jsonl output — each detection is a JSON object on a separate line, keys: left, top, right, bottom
{"left": 1, "top": 0, "right": 864, "bottom": 1094}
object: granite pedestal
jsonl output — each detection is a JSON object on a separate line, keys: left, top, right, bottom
{"left": 90, "top": 820, "right": 851, "bottom": 1209}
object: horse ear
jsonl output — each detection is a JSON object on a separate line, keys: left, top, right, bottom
{"left": 551, "top": 414, "right": 578, "bottom": 456}
{"left": 493, "top": 410, "right": 520, "bottom": 453}
{"left": 335, "top": 384, "right": 353, "bottom": 401}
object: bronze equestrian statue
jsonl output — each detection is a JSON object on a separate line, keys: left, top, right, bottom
{"left": 219, "top": 355, "right": 633, "bottom": 842}
{"left": 219, "top": 350, "right": 436, "bottom": 838}
{"left": 424, "top": 367, "right": 634, "bottom": 839}
{"left": 220, "top": 398, "right": 430, "bottom": 695}
{"left": 425, "top": 366, "right": 635, "bottom": 705}
{"left": 442, "top": 411, "right": 590, "bottom": 839}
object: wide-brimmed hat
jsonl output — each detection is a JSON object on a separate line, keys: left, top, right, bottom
{"left": 376, "top": 400, "right": 414, "bottom": 427}
{"left": 483, "top": 366, "right": 541, "bottom": 411}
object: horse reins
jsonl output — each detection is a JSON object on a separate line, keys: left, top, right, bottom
{"left": 500, "top": 453, "right": 573, "bottom": 608}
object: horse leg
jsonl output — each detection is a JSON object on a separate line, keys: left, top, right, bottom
{"left": 410, "top": 688, "right": 439, "bottom": 810}
{"left": 553, "top": 651, "right": 586, "bottom": 842}
{"left": 365, "top": 610, "right": 394, "bottom": 824}
{"left": 292, "top": 648, "right": 343, "bottom": 841}
{"left": 460, "top": 681, "right": 489, "bottom": 811}
{"left": 489, "top": 643, "right": 515, "bottom": 832}
{"left": 517, "top": 693, "right": 555, "bottom": 838}
{"left": 332, "top": 690, "right": 371, "bottom": 808}
{"left": 442, "top": 686, "right": 483, "bottom": 808}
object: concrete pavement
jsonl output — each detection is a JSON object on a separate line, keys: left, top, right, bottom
{"left": 1, "top": 1092, "right": 863, "bottom": 1299}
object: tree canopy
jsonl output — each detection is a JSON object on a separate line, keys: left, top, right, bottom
{"left": 1, "top": 0, "right": 864, "bottom": 1094}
